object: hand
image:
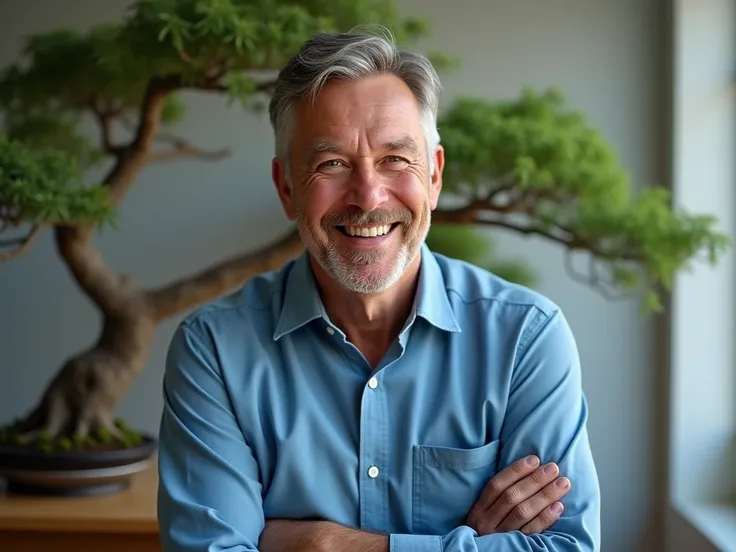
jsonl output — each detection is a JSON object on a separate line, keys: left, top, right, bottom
{"left": 466, "top": 455, "right": 571, "bottom": 536}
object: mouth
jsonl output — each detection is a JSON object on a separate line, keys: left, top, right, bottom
{"left": 336, "top": 223, "right": 400, "bottom": 238}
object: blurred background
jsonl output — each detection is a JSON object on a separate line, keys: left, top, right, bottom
{"left": 0, "top": 1, "right": 734, "bottom": 551}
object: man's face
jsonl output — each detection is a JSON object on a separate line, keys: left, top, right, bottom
{"left": 272, "top": 74, "right": 444, "bottom": 294}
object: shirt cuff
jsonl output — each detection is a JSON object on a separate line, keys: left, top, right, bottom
{"left": 390, "top": 533, "right": 443, "bottom": 552}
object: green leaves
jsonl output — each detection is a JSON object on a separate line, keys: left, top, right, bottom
{"left": 0, "top": 0, "right": 431, "bottom": 163}
{"left": 224, "top": 72, "right": 259, "bottom": 108}
{"left": 0, "top": 134, "right": 113, "bottom": 228}
{"left": 437, "top": 88, "right": 730, "bottom": 311}
{"left": 0, "top": 1, "right": 728, "bottom": 310}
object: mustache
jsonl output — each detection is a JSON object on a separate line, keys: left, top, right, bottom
{"left": 322, "top": 208, "right": 413, "bottom": 227}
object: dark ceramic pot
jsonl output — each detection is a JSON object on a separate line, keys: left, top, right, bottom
{"left": 0, "top": 434, "right": 157, "bottom": 497}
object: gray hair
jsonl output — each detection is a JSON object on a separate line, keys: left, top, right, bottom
{"left": 268, "top": 28, "right": 442, "bottom": 179}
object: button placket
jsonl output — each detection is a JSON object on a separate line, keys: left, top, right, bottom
{"left": 359, "top": 367, "right": 387, "bottom": 531}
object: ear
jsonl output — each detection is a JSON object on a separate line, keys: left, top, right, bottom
{"left": 428, "top": 145, "right": 444, "bottom": 210}
{"left": 272, "top": 157, "right": 298, "bottom": 220}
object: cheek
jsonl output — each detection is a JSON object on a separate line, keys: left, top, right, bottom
{"left": 391, "top": 172, "right": 429, "bottom": 214}
{"left": 300, "top": 184, "right": 340, "bottom": 226}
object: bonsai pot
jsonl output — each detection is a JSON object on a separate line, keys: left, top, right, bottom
{"left": 0, "top": 434, "right": 157, "bottom": 497}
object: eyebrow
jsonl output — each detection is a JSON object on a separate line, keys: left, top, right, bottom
{"left": 307, "top": 135, "right": 422, "bottom": 158}
{"left": 382, "top": 136, "right": 421, "bottom": 157}
{"left": 309, "top": 141, "right": 342, "bottom": 154}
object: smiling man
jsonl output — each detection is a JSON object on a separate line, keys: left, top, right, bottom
{"left": 157, "top": 30, "right": 601, "bottom": 552}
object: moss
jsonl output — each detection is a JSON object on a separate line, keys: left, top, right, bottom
{"left": 0, "top": 419, "right": 145, "bottom": 454}
{"left": 95, "top": 428, "right": 112, "bottom": 444}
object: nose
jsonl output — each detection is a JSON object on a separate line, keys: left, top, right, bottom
{"left": 344, "top": 164, "right": 389, "bottom": 212}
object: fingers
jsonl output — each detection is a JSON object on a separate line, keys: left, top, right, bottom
{"left": 496, "top": 476, "right": 571, "bottom": 532}
{"left": 475, "top": 461, "right": 562, "bottom": 532}
{"left": 520, "top": 502, "right": 565, "bottom": 535}
{"left": 473, "top": 455, "right": 541, "bottom": 513}
{"left": 466, "top": 455, "right": 540, "bottom": 533}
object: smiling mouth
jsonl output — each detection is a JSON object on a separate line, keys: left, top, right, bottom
{"left": 337, "top": 223, "right": 399, "bottom": 238}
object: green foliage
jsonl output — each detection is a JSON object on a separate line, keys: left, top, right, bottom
{"left": 0, "top": 0, "right": 728, "bottom": 309}
{"left": 0, "top": 134, "right": 112, "bottom": 226}
{"left": 427, "top": 224, "right": 536, "bottom": 287}
{"left": 0, "top": 0, "right": 428, "bottom": 163}
{"left": 437, "top": 89, "right": 730, "bottom": 308}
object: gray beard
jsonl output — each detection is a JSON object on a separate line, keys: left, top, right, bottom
{"left": 297, "top": 210, "right": 430, "bottom": 295}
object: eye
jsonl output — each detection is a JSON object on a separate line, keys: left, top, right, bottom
{"left": 383, "top": 156, "right": 410, "bottom": 168}
{"left": 317, "top": 159, "right": 346, "bottom": 171}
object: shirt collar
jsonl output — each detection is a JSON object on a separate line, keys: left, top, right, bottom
{"left": 411, "top": 243, "right": 463, "bottom": 333}
{"left": 272, "top": 243, "right": 462, "bottom": 341}
{"left": 272, "top": 251, "right": 327, "bottom": 340}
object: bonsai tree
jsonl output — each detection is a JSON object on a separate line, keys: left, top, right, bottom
{"left": 0, "top": 0, "right": 728, "bottom": 452}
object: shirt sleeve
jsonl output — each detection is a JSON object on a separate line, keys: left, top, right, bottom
{"left": 157, "top": 320, "right": 264, "bottom": 552}
{"left": 389, "top": 307, "right": 601, "bottom": 552}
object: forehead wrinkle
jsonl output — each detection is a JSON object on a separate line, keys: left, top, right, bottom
{"left": 305, "top": 116, "right": 423, "bottom": 158}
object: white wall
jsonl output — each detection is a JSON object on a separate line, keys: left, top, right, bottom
{"left": 0, "top": 1, "right": 673, "bottom": 550}
{"left": 668, "top": 0, "right": 736, "bottom": 550}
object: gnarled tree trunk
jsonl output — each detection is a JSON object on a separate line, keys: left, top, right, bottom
{"left": 7, "top": 75, "right": 308, "bottom": 443}
{"left": 12, "top": 223, "right": 303, "bottom": 441}
{"left": 13, "top": 225, "right": 156, "bottom": 440}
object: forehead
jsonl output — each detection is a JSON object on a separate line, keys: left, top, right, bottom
{"left": 292, "top": 74, "right": 424, "bottom": 150}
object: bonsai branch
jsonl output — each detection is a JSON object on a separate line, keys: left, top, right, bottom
{"left": 0, "top": 224, "right": 44, "bottom": 261}
{"left": 563, "top": 251, "right": 632, "bottom": 301}
{"left": 148, "top": 132, "right": 231, "bottom": 163}
{"left": 55, "top": 226, "right": 136, "bottom": 315}
{"left": 435, "top": 188, "right": 643, "bottom": 260}
{"left": 97, "top": 72, "right": 276, "bottom": 199}
{"left": 118, "top": 115, "right": 230, "bottom": 163}
{"left": 90, "top": 102, "right": 126, "bottom": 157}
{"left": 100, "top": 76, "right": 180, "bottom": 205}
{"left": 194, "top": 77, "right": 278, "bottom": 95}
{"left": 147, "top": 227, "right": 304, "bottom": 321}
{"left": 469, "top": 213, "right": 583, "bottom": 249}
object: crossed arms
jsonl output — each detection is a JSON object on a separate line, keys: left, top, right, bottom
{"left": 157, "top": 310, "right": 600, "bottom": 551}
{"left": 257, "top": 455, "right": 573, "bottom": 552}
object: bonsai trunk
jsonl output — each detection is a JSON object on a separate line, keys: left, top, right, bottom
{"left": 13, "top": 226, "right": 157, "bottom": 441}
{"left": 5, "top": 78, "right": 308, "bottom": 445}
{"left": 17, "top": 312, "right": 156, "bottom": 440}
{"left": 10, "top": 223, "right": 304, "bottom": 443}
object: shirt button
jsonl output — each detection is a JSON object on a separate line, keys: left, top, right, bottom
{"left": 368, "top": 377, "right": 378, "bottom": 389}
{"left": 326, "top": 327, "right": 335, "bottom": 335}
{"left": 368, "top": 466, "right": 380, "bottom": 478}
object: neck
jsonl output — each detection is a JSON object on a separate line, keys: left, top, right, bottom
{"left": 310, "top": 254, "right": 421, "bottom": 367}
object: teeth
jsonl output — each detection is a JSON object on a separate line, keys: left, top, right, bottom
{"left": 344, "top": 224, "right": 391, "bottom": 237}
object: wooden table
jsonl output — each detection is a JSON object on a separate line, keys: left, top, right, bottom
{"left": 0, "top": 464, "right": 160, "bottom": 552}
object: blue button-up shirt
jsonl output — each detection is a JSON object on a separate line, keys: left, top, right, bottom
{"left": 157, "top": 244, "right": 600, "bottom": 551}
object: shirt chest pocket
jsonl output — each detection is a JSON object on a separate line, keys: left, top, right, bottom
{"left": 412, "top": 439, "right": 500, "bottom": 535}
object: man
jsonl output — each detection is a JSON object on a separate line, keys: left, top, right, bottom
{"left": 157, "top": 29, "right": 601, "bottom": 552}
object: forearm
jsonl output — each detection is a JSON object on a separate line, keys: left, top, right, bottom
{"left": 267, "top": 519, "right": 592, "bottom": 552}
{"left": 260, "top": 520, "right": 388, "bottom": 552}
{"left": 305, "top": 524, "right": 590, "bottom": 552}
{"left": 321, "top": 524, "right": 389, "bottom": 552}
{"left": 391, "top": 525, "right": 593, "bottom": 552}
